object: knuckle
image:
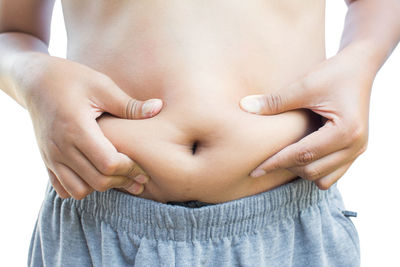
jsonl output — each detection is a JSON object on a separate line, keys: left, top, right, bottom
{"left": 315, "top": 179, "right": 331, "bottom": 190}
{"left": 268, "top": 161, "right": 280, "bottom": 171}
{"left": 98, "top": 157, "right": 119, "bottom": 176}
{"left": 344, "top": 123, "right": 369, "bottom": 156}
{"left": 349, "top": 124, "right": 367, "bottom": 143}
{"left": 348, "top": 123, "right": 368, "bottom": 145}
{"left": 263, "top": 94, "right": 283, "bottom": 113}
{"left": 55, "top": 189, "right": 71, "bottom": 199}
{"left": 72, "top": 187, "right": 91, "bottom": 200}
{"left": 302, "top": 166, "right": 322, "bottom": 180}
{"left": 93, "top": 177, "right": 113, "bottom": 192}
{"left": 127, "top": 99, "right": 141, "bottom": 119}
{"left": 295, "top": 149, "right": 315, "bottom": 165}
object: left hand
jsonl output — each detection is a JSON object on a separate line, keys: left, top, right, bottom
{"left": 239, "top": 43, "right": 375, "bottom": 190}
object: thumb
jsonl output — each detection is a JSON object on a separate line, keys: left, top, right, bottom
{"left": 123, "top": 97, "right": 163, "bottom": 119}
{"left": 96, "top": 79, "right": 163, "bottom": 119}
{"left": 239, "top": 79, "right": 310, "bottom": 115}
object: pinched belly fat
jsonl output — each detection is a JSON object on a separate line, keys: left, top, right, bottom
{"left": 96, "top": 95, "right": 320, "bottom": 203}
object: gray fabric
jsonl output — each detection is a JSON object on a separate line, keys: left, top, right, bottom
{"left": 28, "top": 178, "right": 360, "bottom": 267}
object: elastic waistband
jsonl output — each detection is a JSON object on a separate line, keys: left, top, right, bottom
{"left": 45, "top": 178, "right": 339, "bottom": 242}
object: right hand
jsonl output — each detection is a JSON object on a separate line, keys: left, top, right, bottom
{"left": 17, "top": 53, "right": 163, "bottom": 200}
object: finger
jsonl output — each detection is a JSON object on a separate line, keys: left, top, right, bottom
{"left": 66, "top": 145, "right": 149, "bottom": 193}
{"left": 46, "top": 168, "right": 70, "bottom": 199}
{"left": 250, "top": 121, "right": 348, "bottom": 177}
{"left": 130, "top": 173, "right": 149, "bottom": 185}
{"left": 75, "top": 119, "right": 147, "bottom": 179}
{"left": 239, "top": 78, "right": 314, "bottom": 115}
{"left": 91, "top": 76, "right": 163, "bottom": 119}
{"left": 53, "top": 162, "right": 93, "bottom": 200}
{"left": 120, "top": 182, "right": 145, "bottom": 195}
{"left": 313, "top": 161, "right": 353, "bottom": 190}
{"left": 287, "top": 147, "right": 354, "bottom": 181}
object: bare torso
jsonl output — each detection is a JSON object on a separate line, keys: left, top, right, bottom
{"left": 61, "top": 0, "right": 325, "bottom": 203}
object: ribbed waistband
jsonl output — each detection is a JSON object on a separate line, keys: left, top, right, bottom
{"left": 45, "top": 178, "right": 339, "bottom": 242}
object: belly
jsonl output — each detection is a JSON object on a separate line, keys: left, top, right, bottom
{"left": 63, "top": 0, "right": 326, "bottom": 203}
{"left": 96, "top": 93, "right": 320, "bottom": 203}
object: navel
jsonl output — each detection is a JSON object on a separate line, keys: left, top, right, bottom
{"left": 191, "top": 140, "right": 200, "bottom": 155}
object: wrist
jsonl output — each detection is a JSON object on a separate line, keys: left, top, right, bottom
{"left": 338, "top": 39, "right": 393, "bottom": 78}
{"left": 8, "top": 52, "right": 54, "bottom": 109}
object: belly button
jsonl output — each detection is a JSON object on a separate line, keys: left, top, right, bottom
{"left": 191, "top": 140, "right": 200, "bottom": 155}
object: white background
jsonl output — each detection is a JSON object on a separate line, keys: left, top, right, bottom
{"left": 0, "top": 1, "right": 399, "bottom": 266}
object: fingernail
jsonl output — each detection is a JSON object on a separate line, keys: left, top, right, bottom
{"left": 250, "top": 169, "right": 266, "bottom": 178}
{"left": 134, "top": 174, "right": 148, "bottom": 184}
{"left": 240, "top": 95, "right": 262, "bottom": 114}
{"left": 142, "top": 99, "right": 163, "bottom": 116}
{"left": 131, "top": 183, "right": 143, "bottom": 194}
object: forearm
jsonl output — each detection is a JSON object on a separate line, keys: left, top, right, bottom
{"left": 340, "top": 0, "right": 400, "bottom": 74}
{"left": 0, "top": 32, "right": 50, "bottom": 109}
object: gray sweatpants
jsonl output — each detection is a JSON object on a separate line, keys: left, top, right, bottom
{"left": 28, "top": 178, "right": 360, "bottom": 266}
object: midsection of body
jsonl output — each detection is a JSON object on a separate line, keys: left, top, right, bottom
{"left": 61, "top": 0, "right": 326, "bottom": 203}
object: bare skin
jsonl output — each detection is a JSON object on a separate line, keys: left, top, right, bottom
{"left": 243, "top": 0, "right": 400, "bottom": 189}
{"left": 70, "top": 0, "right": 324, "bottom": 203}
{"left": 0, "top": 0, "right": 399, "bottom": 202}
{"left": 0, "top": 1, "right": 165, "bottom": 199}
